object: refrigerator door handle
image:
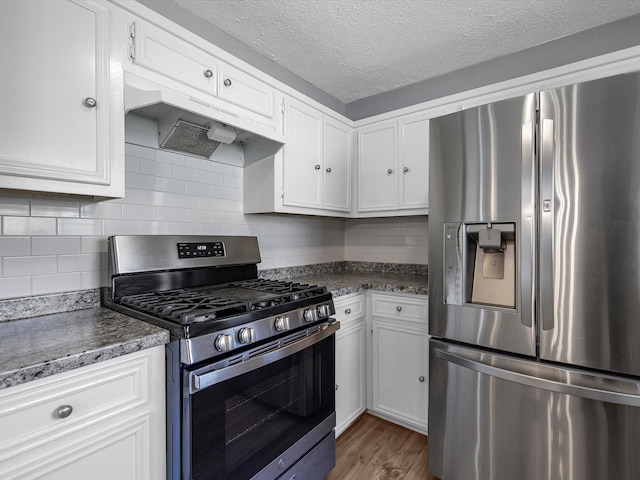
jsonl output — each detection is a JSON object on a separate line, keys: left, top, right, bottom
{"left": 435, "top": 347, "right": 640, "bottom": 407}
{"left": 540, "top": 118, "right": 555, "bottom": 331}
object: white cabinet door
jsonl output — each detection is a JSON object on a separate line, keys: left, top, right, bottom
{"left": 131, "top": 19, "right": 218, "bottom": 96}
{"left": 399, "top": 116, "right": 429, "bottom": 209}
{"left": 283, "top": 98, "right": 323, "bottom": 208}
{"left": 334, "top": 294, "right": 366, "bottom": 436}
{"left": 373, "top": 321, "right": 429, "bottom": 433}
{"left": 370, "top": 293, "right": 429, "bottom": 433}
{"left": 357, "top": 122, "right": 397, "bottom": 211}
{"left": 0, "top": 0, "right": 124, "bottom": 197}
{"left": 218, "top": 63, "right": 274, "bottom": 119}
{"left": 323, "top": 118, "right": 352, "bottom": 212}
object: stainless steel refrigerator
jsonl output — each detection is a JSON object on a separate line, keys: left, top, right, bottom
{"left": 428, "top": 71, "right": 640, "bottom": 480}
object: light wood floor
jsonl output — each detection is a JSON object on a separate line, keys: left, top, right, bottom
{"left": 326, "top": 413, "right": 439, "bottom": 480}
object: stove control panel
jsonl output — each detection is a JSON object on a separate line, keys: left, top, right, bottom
{"left": 177, "top": 242, "right": 226, "bottom": 259}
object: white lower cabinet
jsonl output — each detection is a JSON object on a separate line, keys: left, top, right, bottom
{"left": 370, "top": 292, "right": 429, "bottom": 434}
{"left": 0, "top": 346, "right": 165, "bottom": 480}
{"left": 333, "top": 294, "right": 366, "bottom": 436}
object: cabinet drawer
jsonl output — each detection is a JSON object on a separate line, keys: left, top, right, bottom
{"left": 371, "top": 293, "right": 428, "bottom": 325}
{"left": 0, "top": 354, "right": 149, "bottom": 459}
{"left": 333, "top": 295, "right": 364, "bottom": 323}
{"left": 131, "top": 20, "right": 217, "bottom": 96}
{"left": 218, "top": 63, "right": 274, "bottom": 118}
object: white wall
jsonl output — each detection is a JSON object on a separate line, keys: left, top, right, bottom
{"left": 345, "top": 217, "right": 428, "bottom": 265}
{"left": 0, "top": 144, "right": 427, "bottom": 300}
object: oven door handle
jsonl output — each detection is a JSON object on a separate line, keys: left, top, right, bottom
{"left": 189, "top": 320, "right": 340, "bottom": 393}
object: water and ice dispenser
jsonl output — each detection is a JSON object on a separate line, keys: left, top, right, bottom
{"left": 444, "top": 222, "right": 516, "bottom": 308}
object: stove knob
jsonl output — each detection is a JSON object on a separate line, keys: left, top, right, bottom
{"left": 238, "top": 327, "right": 255, "bottom": 344}
{"left": 317, "top": 304, "right": 330, "bottom": 319}
{"left": 214, "top": 334, "right": 232, "bottom": 352}
{"left": 304, "top": 309, "right": 315, "bottom": 322}
{"left": 274, "top": 315, "right": 290, "bottom": 332}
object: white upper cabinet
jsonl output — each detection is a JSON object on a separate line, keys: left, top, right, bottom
{"left": 356, "top": 113, "right": 430, "bottom": 216}
{"left": 0, "top": 0, "right": 124, "bottom": 197}
{"left": 129, "top": 19, "right": 218, "bottom": 96}
{"left": 283, "top": 98, "right": 323, "bottom": 208}
{"left": 322, "top": 118, "right": 352, "bottom": 212}
{"left": 126, "top": 15, "right": 280, "bottom": 129}
{"left": 218, "top": 63, "right": 275, "bottom": 119}
{"left": 357, "top": 122, "right": 397, "bottom": 211}
{"left": 244, "top": 95, "right": 352, "bottom": 217}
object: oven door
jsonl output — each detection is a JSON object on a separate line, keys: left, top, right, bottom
{"left": 183, "top": 321, "right": 338, "bottom": 480}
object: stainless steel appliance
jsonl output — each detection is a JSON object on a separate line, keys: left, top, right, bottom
{"left": 428, "top": 72, "right": 640, "bottom": 480}
{"left": 102, "top": 235, "right": 338, "bottom": 480}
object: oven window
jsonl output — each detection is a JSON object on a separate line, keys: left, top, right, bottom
{"left": 188, "top": 335, "right": 335, "bottom": 480}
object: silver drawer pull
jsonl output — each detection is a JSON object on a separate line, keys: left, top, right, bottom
{"left": 345, "top": 308, "right": 351, "bottom": 315}
{"left": 396, "top": 306, "right": 402, "bottom": 312}
{"left": 224, "top": 78, "right": 232, "bottom": 86}
{"left": 204, "top": 69, "right": 213, "bottom": 78}
{"left": 56, "top": 405, "right": 73, "bottom": 419}
{"left": 419, "top": 376, "right": 425, "bottom": 383}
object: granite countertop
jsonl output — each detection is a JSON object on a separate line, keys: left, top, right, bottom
{"left": 290, "top": 271, "right": 428, "bottom": 297}
{"left": 0, "top": 306, "right": 169, "bottom": 390}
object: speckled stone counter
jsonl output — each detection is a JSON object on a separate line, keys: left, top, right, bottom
{"left": 0, "top": 307, "right": 169, "bottom": 390}
{"left": 260, "top": 261, "right": 428, "bottom": 297}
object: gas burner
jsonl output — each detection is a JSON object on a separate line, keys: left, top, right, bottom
{"left": 121, "top": 289, "right": 247, "bottom": 325}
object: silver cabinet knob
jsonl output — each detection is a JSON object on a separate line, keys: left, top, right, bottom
{"left": 314, "top": 164, "right": 321, "bottom": 170}
{"left": 83, "top": 97, "right": 97, "bottom": 108}
{"left": 223, "top": 78, "right": 232, "bottom": 86}
{"left": 56, "top": 405, "right": 73, "bottom": 419}
{"left": 419, "top": 376, "right": 425, "bottom": 383}
{"left": 204, "top": 69, "right": 213, "bottom": 78}
{"left": 326, "top": 167, "right": 332, "bottom": 173}
{"left": 396, "top": 306, "right": 402, "bottom": 312}
{"left": 403, "top": 166, "right": 409, "bottom": 173}
{"left": 387, "top": 168, "right": 393, "bottom": 174}
{"left": 345, "top": 308, "right": 351, "bottom": 315}
{"left": 214, "top": 334, "right": 232, "bottom": 352}
{"left": 335, "top": 384, "right": 339, "bottom": 391}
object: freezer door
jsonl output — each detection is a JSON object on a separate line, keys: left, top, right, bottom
{"left": 539, "top": 72, "right": 640, "bottom": 376}
{"left": 429, "top": 339, "right": 640, "bottom": 480}
{"left": 429, "top": 94, "right": 536, "bottom": 356}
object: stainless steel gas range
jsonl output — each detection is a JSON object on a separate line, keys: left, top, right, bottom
{"left": 102, "top": 235, "right": 339, "bottom": 480}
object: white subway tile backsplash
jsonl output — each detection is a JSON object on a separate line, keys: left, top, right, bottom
{"left": 125, "top": 143, "right": 156, "bottom": 160}
{"left": 32, "top": 237, "right": 81, "bottom": 255}
{"left": 3, "top": 217, "right": 56, "bottom": 236}
{"left": 156, "top": 177, "right": 186, "bottom": 194}
{"left": 0, "top": 277, "right": 31, "bottom": 299}
{"left": 0, "top": 196, "right": 30, "bottom": 216}
{"left": 58, "top": 218, "right": 103, "bottom": 236}
{"left": 4, "top": 256, "right": 57, "bottom": 277}
{"left": 81, "top": 236, "right": 107, "bottom": 254}
{"left": 139, "top": 221, "right": 173, "bottom": 235}
{"left": 141, "top": 157, "right": 173, "bottom": 177}
{"left": 158, "top": 207, "right": 187, "bottom": 222}
{"left": 122, "top": 204, "right": 157, "bottom": 221}
{"left": 58, "top": 253, "right": 102, "bottom": 273}
{"left": 172, "top": 193, "right": 200, "bottom": 209}
{"left": 184, "top": 156, "right": 212, "bottom": 172}
{"left": 125, "top": 171, "right": 156, "bottom": 190}
{"left": 139, "top": 190, "right": 173, "bottom": 207}
{"left": 32, "top": 272, "right": 82, "bottom": 295}
{"left": 81, "top": 201, "right": 123, "bottom": 219}
{"left": 103, "top": 219, "right": 141, "bottom": 236}
{"left": 0, "top": 237, "right": 31, "bottom": 256}
{"left": 31, "top": 199, "right": 80, "bottom": 218}
{"left": 155, "top": 149, "right": 185, "bottom": 165}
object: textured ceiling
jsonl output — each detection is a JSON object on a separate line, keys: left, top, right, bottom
{"left": 172, "top": 0, "right": 640, "bottom": 103}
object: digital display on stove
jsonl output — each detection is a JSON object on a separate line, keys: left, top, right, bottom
{"left": 177, "top": 242, "right": 225, "bottom": 259}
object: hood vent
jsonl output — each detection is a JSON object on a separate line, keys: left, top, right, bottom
{"left": 124, "top": 73, "right": 284, "bottom": 166}
{"left": 160, "top": 120, "right": 223, "bottom": 158}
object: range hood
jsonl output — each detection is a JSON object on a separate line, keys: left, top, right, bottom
{"left": 124, "top": 73, "right": 284, "bottom": 166}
